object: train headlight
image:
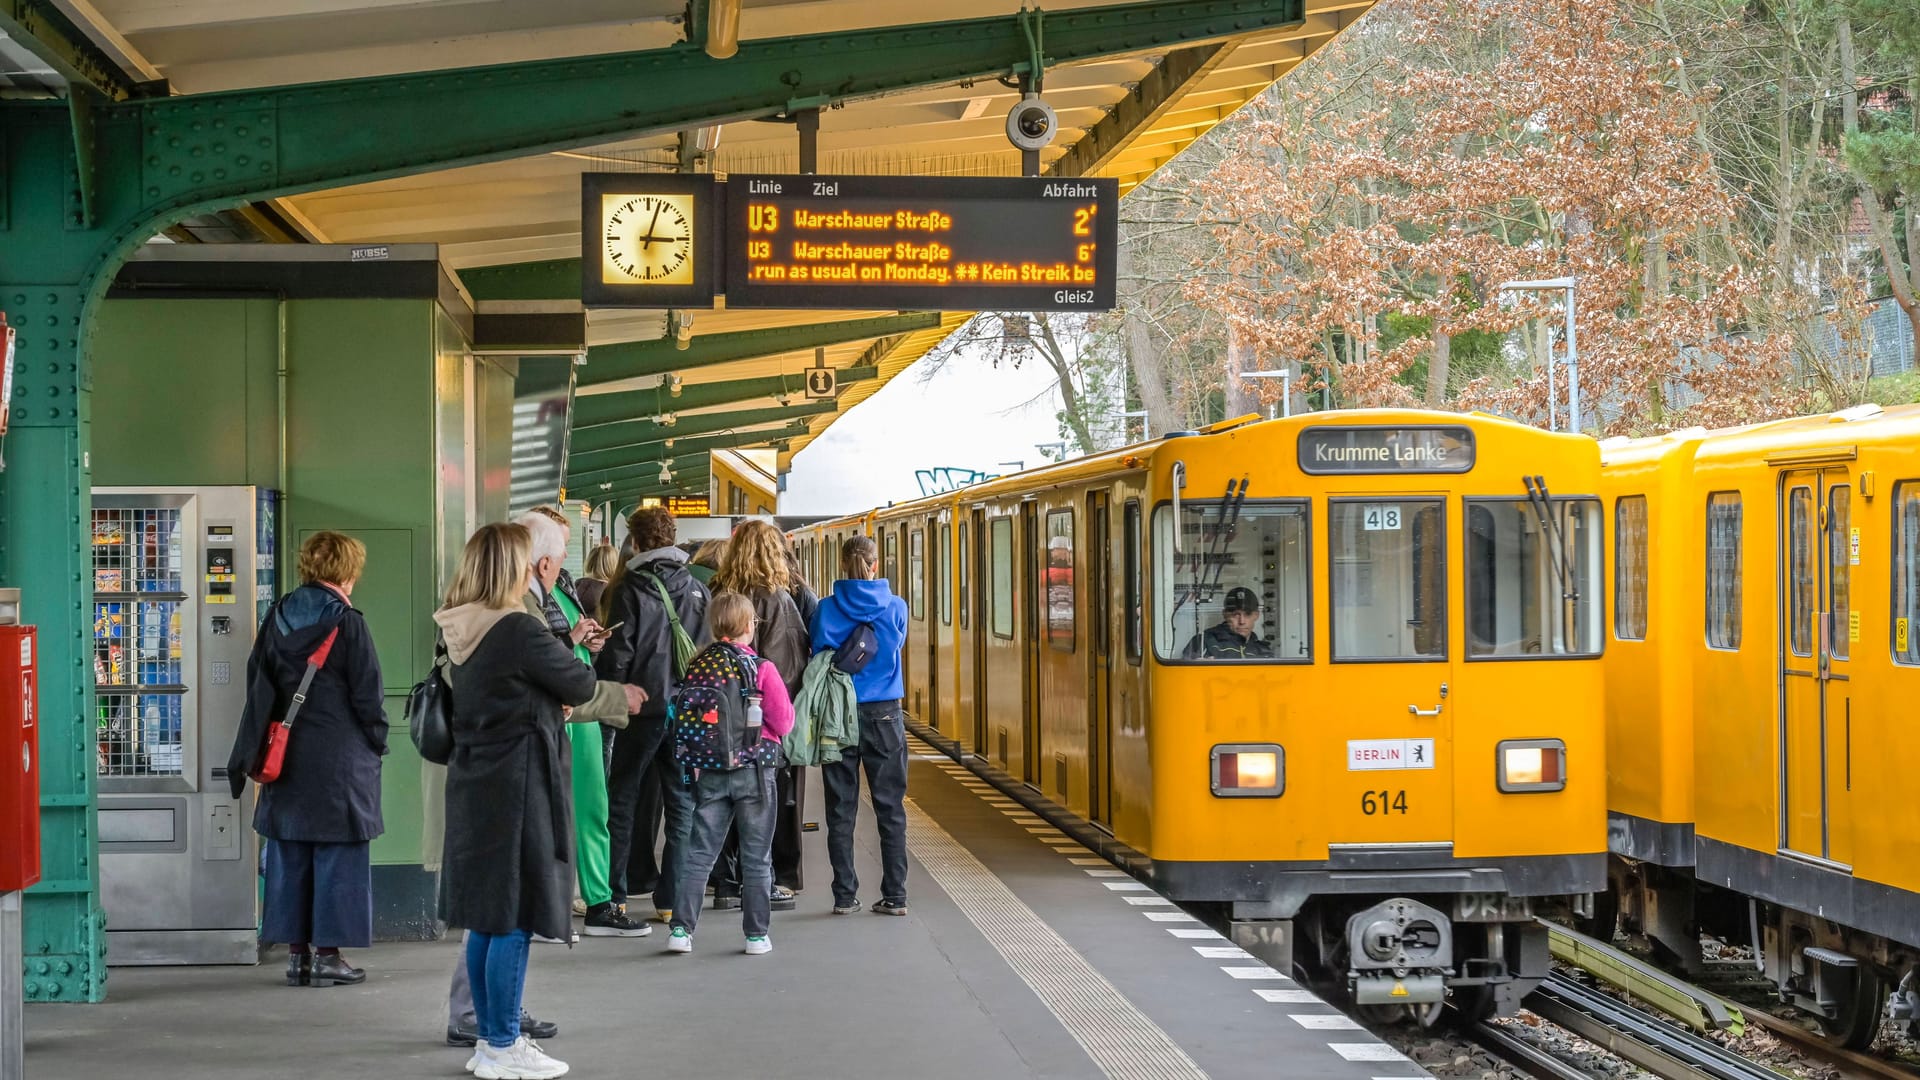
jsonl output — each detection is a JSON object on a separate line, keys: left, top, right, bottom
{"left": 1496, "top": 739, "right": 1566, "bottom": 792}
{"left": 1211, "top": 743, "right": 1283, "bottom": 798}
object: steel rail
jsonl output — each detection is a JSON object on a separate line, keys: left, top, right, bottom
{"left": 1472, "top": 1020, "right": 1605, "bottom": 1080}
{"left": 1529, "top": 975, "right": 1791, "bottom": 1080}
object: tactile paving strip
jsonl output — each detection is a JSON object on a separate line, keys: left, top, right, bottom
{"left": 903, "top": 798, "right": 1210, "bottom": 1080}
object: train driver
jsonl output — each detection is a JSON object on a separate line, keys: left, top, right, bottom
{"left": 1182, "top": 586, "right": 1275, "bottom": 660}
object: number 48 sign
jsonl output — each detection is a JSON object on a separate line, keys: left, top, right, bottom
{"left": 805, "top": 365, "right": 837, "bottom": 400}
{"left": 1361, "top": 504, "right": 1402, "bottom": 531}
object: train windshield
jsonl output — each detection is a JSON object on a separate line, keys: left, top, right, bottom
{"left": 1153, "top": 501, "right": 1310, "bottom": 662}
{"left": 1465, "top": 498, "right": 1604, "bottom": 658}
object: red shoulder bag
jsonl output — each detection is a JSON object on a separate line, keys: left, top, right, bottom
{"left": 249, "top": 628, "right": 340, "bottom": 785}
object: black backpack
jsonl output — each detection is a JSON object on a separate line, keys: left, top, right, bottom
{"left": 671, "top": 642, "right": 782, "bottom": 771}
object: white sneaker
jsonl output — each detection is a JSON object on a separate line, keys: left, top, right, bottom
{"left": 474, "top": 1036, "right": 569, "bottom": 1080}
{"left": 744, "top": 936, "right": 772, "bottom": 955}
{"left": 465, "top": 1048, "right": 484, "bottom": 1073}
{"left": 666, "top": 927, "right": 693, "bottom": 954}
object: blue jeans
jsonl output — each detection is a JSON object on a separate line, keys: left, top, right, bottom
{"left": 823, "top": 703, "right": 910, "bottom": 906}
{"left": 465, "top": 929, "right": 532, "bottom": 1049}
{"left": 674, "top": 766, "right": 778, "bottom": 938}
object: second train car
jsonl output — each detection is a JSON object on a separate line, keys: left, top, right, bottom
{"left": 792, "top": 409, "right": 1607, "bottom": 1020}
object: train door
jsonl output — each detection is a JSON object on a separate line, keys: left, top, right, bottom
{"left": 1324, "top": 497, "right": 1453, "bottom": 842}
{"left": 1777, "top": 468, "right": 1853, "bottom": 865}
{"left": 1022, "top": 500, "right": 1042, "bottom": 787}
{"left": 1088, "top": 490, "right": 1113, "bottom": 827}
{"left": 971, "top": 508, "right": 989, "bottom": 757}
{"left": 923, "top": 514, "right": 940, "bottom": 733}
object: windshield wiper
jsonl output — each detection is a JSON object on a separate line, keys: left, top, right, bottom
{"left": 1522, "top": 475, "right": 1579, "bottom": 643}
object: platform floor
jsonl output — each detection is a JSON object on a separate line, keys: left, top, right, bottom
{"left": 25, "top": 735, "right": 1429, "bottom": 1080}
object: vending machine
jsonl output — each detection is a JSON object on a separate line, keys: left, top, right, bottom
{"left": 93, "top": 486, "right": 276, "bottom": 966}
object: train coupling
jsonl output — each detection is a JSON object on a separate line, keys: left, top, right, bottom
{"left": 1346, "top": 898, "right": 1452, "bottom": 1005}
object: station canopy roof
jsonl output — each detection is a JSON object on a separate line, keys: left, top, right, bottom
{"left": 9, "top": 0, "right": 1373, "bottom": 501}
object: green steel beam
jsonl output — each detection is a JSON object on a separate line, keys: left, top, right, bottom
{"left": 1045, "top": 43, "right": 1229, "bottom": 179}
{"left": 571, "top": 365, "right": 876, "bottom": 428}
{"left": 577, "top": 312, "right": 941, "bottom": 388}
{"left": 566, "top": 426, "right": 801, "bottom": 487}
{"left": 0, "top": 2, "right": 138, "bottom": 100}
{"left": 110, "top": 0, "right": 1309, "bottom": 231}
{"left": 569, "top": 400, "right": 837, "bottom": 459}
{"left": 0, "top": 0, "right": 1309, "bottom": 1002}
{"left": 458, "top": 259, "right": 582, "bottom": 302}
{"left": 66, "top": 88, "right": 98, "bottom": 228}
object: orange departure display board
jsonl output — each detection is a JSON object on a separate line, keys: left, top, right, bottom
{"left": 724, "top": 175, "right": 1119, "bottom": 311}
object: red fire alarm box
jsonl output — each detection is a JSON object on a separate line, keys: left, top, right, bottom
{"left": 0, "top": 622, "right": 39, "bottom": 891}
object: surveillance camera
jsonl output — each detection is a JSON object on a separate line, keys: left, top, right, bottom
{"left": 1006, "top": 94, "right": 1057, "bottom": 153}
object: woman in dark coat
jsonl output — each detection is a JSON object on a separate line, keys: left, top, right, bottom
{"left": 433, "top": 522, "right": 642, "bottom": 1077}
{"left": 229, "top": 530, "right": 386, "bottom": 988}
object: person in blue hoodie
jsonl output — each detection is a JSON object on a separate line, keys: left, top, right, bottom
{"left": 810, "top": 535, "right": 912, "bottom": 915}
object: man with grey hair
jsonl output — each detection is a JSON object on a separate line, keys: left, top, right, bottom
{"left": 516, "top": 508, "right": 644, "bottom": 937}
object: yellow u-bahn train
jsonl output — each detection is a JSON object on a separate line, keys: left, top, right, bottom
{"left": 1598, "top": 403, "right": 1920, "bottom": 1048}
{"left": 793, "top": 409, "right": 1608, "bottom": 1020}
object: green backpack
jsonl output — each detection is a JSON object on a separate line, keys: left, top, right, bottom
{"left": 640, "top": 571, "right": 696, "bottom": 678}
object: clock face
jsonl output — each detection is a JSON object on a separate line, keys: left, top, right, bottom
{"left": 602, "top": 193, "right": 696, "bottom": 286}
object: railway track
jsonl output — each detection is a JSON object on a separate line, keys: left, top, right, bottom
{"left": 1525, "top": 973, "right": 1790, "bottom": 1080}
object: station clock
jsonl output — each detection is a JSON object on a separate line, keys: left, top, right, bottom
{"left": 580, "top": 173, "right": 717, "bottom": 308}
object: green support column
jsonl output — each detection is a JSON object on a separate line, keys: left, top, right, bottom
{"left": 0, "top": 0, "right": 1308, "bottom": 1001}
{"left": 3, "top": 114, "right": 106, "bottom": 1003}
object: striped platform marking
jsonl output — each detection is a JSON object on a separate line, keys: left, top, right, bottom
{"left": 1252, "top": 988, "right": 1321, "bottom": 1004}
{"left": 1144, "top": 911, "right": 1201, "bottom": 922}
{"left": 901, "top": 799, "right": 1209, "bottom": 1080}
{"left": 1330, "top": 1045, "right": 1412, "bottom": 1063}
{"left": 1165, "top": 928, "right": 1224, "bottom": 940}
{"left": 1084, "top": 869, "right": 1128, "bottom": 878}
{"left": 1069, "top": 857, "right": 1106, "bottom": 866}
{"left": 1221, "top": 966, "right": 1289, "bottom": 980}
{"left": 1102, "top": 881, "right": 1151, "bottom": 892}
{"left": 1122, "top": 896, "right": 1175, "bottom": 906}
{"left": 1192, "top": 946, "right": 1255, "bottom": 960}
{"left": 1293, "top": 1015, "right": 1363, "bottom": 1030}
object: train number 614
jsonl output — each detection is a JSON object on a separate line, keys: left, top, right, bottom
{"left": 1360, "top": 790, "right": 1408, "bottom": 815}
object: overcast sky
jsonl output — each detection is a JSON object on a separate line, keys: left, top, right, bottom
{"left": 783, "top": 340, "right": 1064, "bottom": 516}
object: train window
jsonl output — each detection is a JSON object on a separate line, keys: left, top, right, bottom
{"left": 1124, "top": 501, "right": 1143, "bottom": 665}
{"left": 1465, "top": 499, "right": 1603, "bottom": 659}
{"left": 1615, "top": 496, "right": 1648, "bottom": 641}
{"left": 1706, "top": 492, "right": 1742, "bottom": 650}
{"left": 1330, "top": 500, "right": 1445, "bottom": 662}
{"left": 940, "top": 524, "right": 954, "bottom": 626}
{"left": 958, "top": 525, "right": 971, "bottom": 630}
{"left": 1895, "top": 483, "right": 1920, "bottom": 664}
{"left": 884, "top": 531, "right": 900, "bottom": 594}
{"left": 1046, "top": 509, "right": 1075, "bottom": 651}
{"left": 1153, "top": 501, "right": 1309, "bottom": 663}
{"left": 990, "top": 517, "right": 1014, "bottom": 639}
{"left": 909, "top": 529, "right": 926, "bottom": 620}
{"left": 1829, "top": 486, "right": 1851, "bottom": 661}
{"left": 1788, "top": 487, "right": 1814, "bottom": 657}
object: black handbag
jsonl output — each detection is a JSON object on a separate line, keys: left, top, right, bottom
{"left": 407, "top": 642, "right": 454, "bottom": 765}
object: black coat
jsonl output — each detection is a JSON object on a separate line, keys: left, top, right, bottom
{"left": 439, "top": 609, "right": 596, "bottom": 940}
{"left": 229, "top": 584, "right": 388, "bottom": 842}
{"left": 595, "top": 554, "right": 709, "bottom": 721}
{"left": 748, "top": 587, "right": 809, "bottom": 699}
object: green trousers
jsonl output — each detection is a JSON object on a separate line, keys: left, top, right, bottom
{"left": 568, "top": 721, "right": 612, "bottom": 907}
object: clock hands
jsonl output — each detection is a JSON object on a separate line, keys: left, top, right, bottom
{"left": 638, "top": 202, "right": 662, "bottom": 251}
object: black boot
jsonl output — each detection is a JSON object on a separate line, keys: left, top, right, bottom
{"left": 309, "top": 951, "right": 365, "bottom": 987}
{"left": 285, "top": 951, "right": 311, "bottom": 987}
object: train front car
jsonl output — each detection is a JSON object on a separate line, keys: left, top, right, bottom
{"left": 1145, "top": 410, "right": 1608, "bottom": 1022}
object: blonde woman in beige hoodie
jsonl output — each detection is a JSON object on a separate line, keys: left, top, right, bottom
{"left": 432, "top": 522, "right": 643, "bottom": 1080}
